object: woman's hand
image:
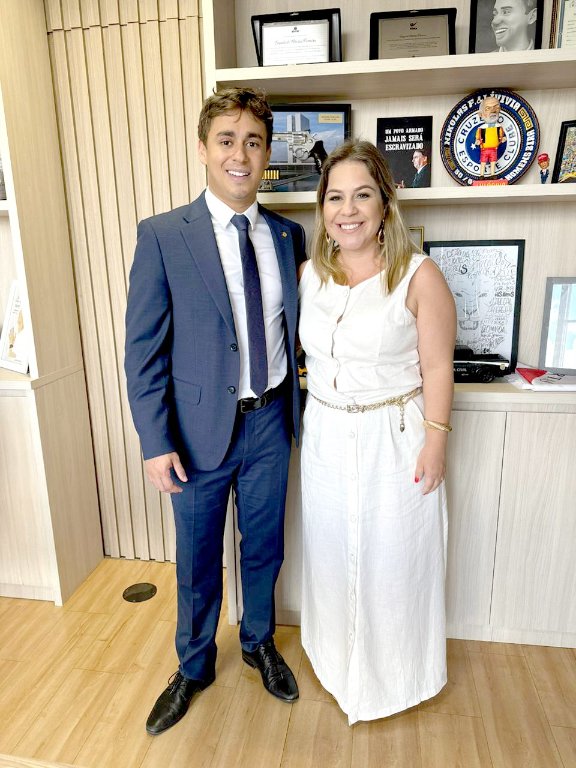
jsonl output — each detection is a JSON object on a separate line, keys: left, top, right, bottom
{"left": 414, "top": 439, "right": 447, "bottom": 496}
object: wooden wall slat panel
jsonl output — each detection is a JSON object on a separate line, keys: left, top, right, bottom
{"left": 181, "top": 15, "right": 206, "bottom": 201}
{"left": 139, "top": 0, "right": 159, "bottom": 22}
{"left": 44, "top": 0, "right": 63, "bottom": 32}
{"left": 120, "top": 1, "right": 139, "bottom": 24}
{"left": 100, "top": 0, "right": 120, "bottom": 26}
{"left": 140, "top": 21, "right": 172, "bottom": 214}
{"left": 62, "top": 0, "right": 82, "bottom": 30}
{"left": 180, "top": 0, "right": 199, "bottom": 18}
{"left": 84, "top": 26, "right": 151, "bottom": 559}
{"left": 48, "top": 32, "right": 120, "bottom": 558}
{"left": 46, "top": 7, "right": 206, "bottom": 562}
{"left": 121, "top": 23, "right": 154, "bottom": 221}
{"left": 66, "top": 27, "right": 135, "bottom": 558}
{"left": 80, "top": 0, "right": 101, "bottom": 27}
{"left": 161, "top": 18, "right": 189, "bottom": 209}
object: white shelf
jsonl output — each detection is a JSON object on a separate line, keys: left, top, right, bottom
{"left": 0, "top": 199, "right": 8, "bottom": 216}
{"left": 258, "top": 184, "right": 576, "bottom": 211}
{"left": 0, "top": 368, "right": 32, "bottom": 389}
{"left": 215, "top": 49, "right": 576, "bottom": 101}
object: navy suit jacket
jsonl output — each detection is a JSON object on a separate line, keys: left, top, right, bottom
{"left": 125, "top": 191, "right": 305, "bottom": 470}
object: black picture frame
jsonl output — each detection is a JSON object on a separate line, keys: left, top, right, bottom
{"left": 369, "top": 9, "right": 457, "bottom": 60}
{"left": 376, "top": 116, "right": 433, "bottom": 188}
{"left": 469, "top": 0, "right": 544, "bottom": 54}
{"left": 258, "top": 103, "right": 351, "bottom": 193}
{"left": 552, "top": 120, "right": 576, "bottom": 183}
{"left": 424, "top": 240, "right": 525, "bottom": 374}
{"left": 251, "top": 9, "right": 342, "bottom": 67}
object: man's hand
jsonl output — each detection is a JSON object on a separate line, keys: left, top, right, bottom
{"left": 145, "top": 452, "right": 188, "bottom": 493}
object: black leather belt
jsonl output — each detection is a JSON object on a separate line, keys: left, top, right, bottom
{"left": 238, "top": 380, "right": 285, "bottom": 413}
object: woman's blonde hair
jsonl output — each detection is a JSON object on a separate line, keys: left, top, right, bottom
{"left": 311, "top": 139, "right": 415, "bottom": 294}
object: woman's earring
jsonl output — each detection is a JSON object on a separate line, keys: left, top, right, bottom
{"left": 325, "top": 230, "right": 331, "bottom": 245}
{"left": 377, "top": 221, "right": 386, "bottom": 245}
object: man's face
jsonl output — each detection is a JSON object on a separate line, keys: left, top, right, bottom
{"left": 198, "top": 109, "right": 270, "bottom": 212}
{"left": 539, "top": 159, "right": 550, "bottom": 170}
{"left": 481, "top": 98, "right": 501, "bottom": 124}
{"left": 491, "top": 0, "right": 536, "bottom": 50}
{"left": 412, "top": 151, "right": 427, "bottom": 170}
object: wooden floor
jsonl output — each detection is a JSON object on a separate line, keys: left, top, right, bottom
{"left": 0, "top": 560, "right": 575, "bottom": 768}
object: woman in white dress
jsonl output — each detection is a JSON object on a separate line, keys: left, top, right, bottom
{"left": 298, "top": 140, "right": 456, "bottom": 725}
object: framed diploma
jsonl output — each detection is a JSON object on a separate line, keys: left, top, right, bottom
{"left": 251, "top": 9, "right": 342, "bottom": 67}
{"left": 550, "top": 0, "right": 576, "bottom": 49}
{"left": 369, "top": 9, "right": 456, "bottom": 59}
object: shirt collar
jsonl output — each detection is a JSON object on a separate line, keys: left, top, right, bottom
{"left": 205, "top": 187, "right": 259, "bottom": 231}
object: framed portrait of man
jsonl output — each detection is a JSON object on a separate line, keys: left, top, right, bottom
{"left": 469, "top": 0, "right": 543, "bottom": 53}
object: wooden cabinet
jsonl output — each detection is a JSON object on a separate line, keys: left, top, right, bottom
{"left": 0, "top": 0, "right": 102, "bottom": 605}
{"left": 492, "top": 411, "right": 576, "bottom": 646}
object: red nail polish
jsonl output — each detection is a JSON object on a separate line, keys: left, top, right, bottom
{"left": 415, "top": 477, "right": 419, "bottom": 483}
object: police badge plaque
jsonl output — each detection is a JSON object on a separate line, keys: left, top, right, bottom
{"left": 440, "top": 88, "right": 539, "bottom": 185}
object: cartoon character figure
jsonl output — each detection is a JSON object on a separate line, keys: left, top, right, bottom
{"left": 538, "top": 152, "right": 550, "bottom": 184}
{"left": 475, "top": 96, "right": 507, "bottom": 178}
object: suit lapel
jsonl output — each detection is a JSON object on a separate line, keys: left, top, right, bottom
{"left": 180, "top": 193, "right": 236, "bottom": 337}
{"left": 259, "top": 206, "right": 298, "bottom": 338}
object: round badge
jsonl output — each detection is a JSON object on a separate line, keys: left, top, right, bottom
{"left": 441, "top": 88, "right": 539, "bottom": 185}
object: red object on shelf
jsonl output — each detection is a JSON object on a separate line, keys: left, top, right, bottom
{"left": 471, "top": 179, "right": 509, "bottom": 186}
{"left": 517, "top": 367, "right": 547, "bottom": 384}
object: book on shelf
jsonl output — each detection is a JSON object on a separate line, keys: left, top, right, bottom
{"left": 506, "top": 365, "right": 576, "bottom": 391}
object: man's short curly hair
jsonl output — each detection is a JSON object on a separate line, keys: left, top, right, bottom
{"left": 198, "top": 88, "right": 273, "bottom": 148}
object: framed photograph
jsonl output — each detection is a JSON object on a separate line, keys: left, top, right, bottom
{"left": 550, "top": 0, "right": 576, "bottom": 48}
{"left": 369, "top": 9, "right": 456, "bottom": 59}
{"left": 251, "top": 9, "right": 342, "bottom": 67}
{"left": 409, "top": 227, "right": 424, "bottom": 252}
{"left": 423, "top": 240, "right": 525, "bottom": 373}
{"left": 377, "top": 116, "right": 432, "bottom": 188}
{"left": 258, "top": 104, "right": 351, "bottom": 193}
{"left": 538, "top": 277, "right": 576, "bottom": 374}
{"left": 0, "top": 280, "right": 29, "bottom": 374}
{"left": 469, "top": 0, "right": 543, "bottom": 53}
{"left": 552, "top": 120, "right": 576, "bottom": 183}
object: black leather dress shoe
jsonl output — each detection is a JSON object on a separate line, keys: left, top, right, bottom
{"left": 146, "top": 670, "right": 215, "bottom": 735}
{"left": 242, "top": 638, "right": 299, "bottom": 702}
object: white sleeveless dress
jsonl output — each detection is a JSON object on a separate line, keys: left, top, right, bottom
{"left": 298, "top": 255, "right": 448, "bottom": 725}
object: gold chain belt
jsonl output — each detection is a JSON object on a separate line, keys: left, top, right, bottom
{"left": 310, "top": 386, "right": 422, "bottom": 432}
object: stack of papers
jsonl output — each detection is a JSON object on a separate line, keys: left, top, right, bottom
{"left": 505, "top": 365, "right": 576, "bottom": 391}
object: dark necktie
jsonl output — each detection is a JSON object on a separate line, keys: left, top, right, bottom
{"left": 230, "top": 214, "right": 268, "bottom": 398}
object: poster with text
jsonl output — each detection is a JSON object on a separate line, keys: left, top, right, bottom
{"left": 377, "top": 116, "right": 432, "bottom": 188}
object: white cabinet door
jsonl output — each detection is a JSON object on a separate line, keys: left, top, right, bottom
{"left": 445, "top": 410, "right": 507, "bottom": 639}
{"left": 491, "top": 412, "right": 576, "bottom": 646}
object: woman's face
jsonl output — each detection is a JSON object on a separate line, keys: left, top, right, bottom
{"left": 323, "top": 161, "right": 385, "bottom": 256}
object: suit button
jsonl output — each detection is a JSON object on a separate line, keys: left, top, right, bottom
{"left": 230, "top": 343, "right": 238, "bottom": 351}
{"left": 228, "top": 386, "right": 236, "bottom": 394}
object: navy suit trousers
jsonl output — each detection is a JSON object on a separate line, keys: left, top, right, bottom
{"left": 170, "top": 389, "right": 292, "bottom": 681}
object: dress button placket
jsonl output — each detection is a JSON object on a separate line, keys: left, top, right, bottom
{"left": 346, "top": 407, "right": 359, "bottom": 666}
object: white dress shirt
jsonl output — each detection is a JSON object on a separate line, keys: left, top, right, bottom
{"left": 205, "top": 187, "right": 287, "bottom": 399}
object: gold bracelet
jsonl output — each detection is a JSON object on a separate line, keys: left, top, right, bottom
{"left": 423, "top": 419, "right": 452, "bottom": 433}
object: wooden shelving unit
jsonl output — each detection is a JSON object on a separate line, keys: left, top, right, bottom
{"left": 0, "top": 0, "right": 102, "bottom": 605}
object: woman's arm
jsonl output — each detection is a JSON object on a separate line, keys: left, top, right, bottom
{"left": 407, "top": 259, "right": 457, "bottom": 495}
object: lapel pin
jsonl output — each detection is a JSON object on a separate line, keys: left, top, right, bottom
{"left": 281, "top": 231, "right": 287, "bottom": 238}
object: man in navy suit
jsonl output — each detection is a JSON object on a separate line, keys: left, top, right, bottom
{"left": 125, "top": 88, "right": 305, "bottom": 735}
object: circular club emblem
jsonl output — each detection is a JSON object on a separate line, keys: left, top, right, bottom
{"left": 441, "top": 88, "right": 539, "bottom": 185}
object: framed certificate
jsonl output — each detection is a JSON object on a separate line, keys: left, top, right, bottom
{"left": 369, "top": 9, "right": 456, "bottom": 59}
{"left": 251, "top": 9, "right": 342, "bottom": 67}
{"left": 552, "top": 120, "right": 576, "bottom": 184}
{"left": 550, "top": 0, "right": 576, "bottom": 49}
